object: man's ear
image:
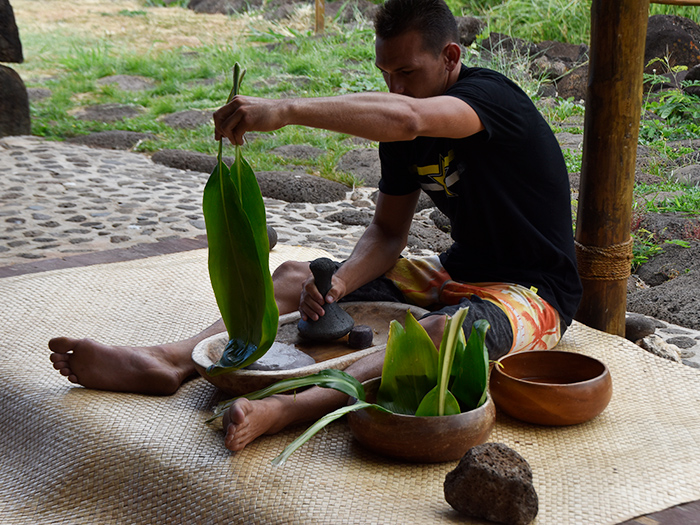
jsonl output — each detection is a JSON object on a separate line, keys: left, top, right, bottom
{"left": 443, "top": 42, "right": 462, "bottom": 71}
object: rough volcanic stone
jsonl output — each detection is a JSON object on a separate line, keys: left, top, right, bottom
{"left": 73, "top": 103, "right": 145, "bottom": 123}
{"left": 159, "top": 109, "right": 212, "bottom": 129}
{"left": 430, "top": 209, "right": 451, "bottom": 232}
{"left": 325, "top": 209, "right": 372, "bottom": 226}
{"left": 67, "top": 131, "right": 155, "bottom": 150}
{"left": 151, "top": 149, "right": 234, "bottom": 173}
{"left": 271, "top": 144, "right": 324, "bottom": 160}
{"left": 456, "top": 16, "right": 485, "bottom": 47}
{"left": 0, "top": 0, "right": 22, "bottom": 63}
{"left": 444, "top": 443, "right": 538, "bottom": 525}
{"left": 666, "top": 336, "right": 697, "bottom": 349}
{"left": 256, "top": 171, "right": 348, "bottom": 203}
{"left": 0, "top": 65, "right": 30, "bottom": 137}
{"left": 188, "top": 0, "right": 263, "bottom": 15}
{"left": 337, "top": 148, "right": 381, "bottom": 187}
{"left": 27, "top": 87, "right": 52, "bottom": 102}
{"left": 625, "top": 313, "right": 657, "bottom": 342}
{"left": 671, "top": 164, "right": 700, "bottom": 187}
{"left": 96, "top": 75, "right": 155, "bottom": 91}
{"left": 644, "top": 15, "right": 700, "bottom": 75}
{"left": 407, "top": 222, "right": 452, "bottom": 253}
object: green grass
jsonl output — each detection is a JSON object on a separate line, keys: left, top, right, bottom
{"left": 17, "top": 0, "right": 700, "bottom": 267}
{"left": 455, "top": 0, "right": 700, "bottom": 46}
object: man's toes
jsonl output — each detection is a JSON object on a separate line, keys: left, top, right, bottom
{"left": 48, "top": 336, "right": 76, "bottom": 353}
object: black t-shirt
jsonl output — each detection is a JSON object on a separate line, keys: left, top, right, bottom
{"left": 378, "top": 65, "right": 582, "bottom": 324}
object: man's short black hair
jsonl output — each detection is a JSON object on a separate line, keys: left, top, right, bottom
{"left": 374, "top": 0, "right": 460, "bottom": 57}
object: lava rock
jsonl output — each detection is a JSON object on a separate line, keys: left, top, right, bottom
{"left": 444, "top": 442, "right": 538, "bottom": 525}
{"left": 0, "top": 65, "right": 30, "bottom": 137}
{"left": 337, "top": 148, "right": 381, "bottom": 187}
{"left": 159, "top": 109, "right": 212, "bottom": 130}
{"left": 348, "top": 324, "right": 373, "bottom": 349}
{"left": 151, "top": 149, "right": 234, "bottom": 173}
{"left": 256, "top": 171, "right": 348, "bottom": 203}
{"left": 625, "top": 313, "right": 656, "bottom": 342}
{"left": 267, "top": 225, "right": 278, "bottom": 251}
{"left": 0, "top": 0, "right": 23, "bottom": 63}
{"left": 67, "top": 130, "right": 155, "bottom": 150}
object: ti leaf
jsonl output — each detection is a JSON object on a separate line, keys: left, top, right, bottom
{"left": 450, "top": 318, "right": 490, "bottom": 411}
{"left": 207, "top": 369, "right": 365, "bottom": 422}
{"left": 415, "top": 306, "right": 469, "bottom": 416}
{"left": 376, "top": 312, "right": 439, "bottom": 415}
{"left": 271, "top": 401, "right": 392, "bottom": 466}
{"left": 203, "top": 63, "right": 279, "bottom": 375}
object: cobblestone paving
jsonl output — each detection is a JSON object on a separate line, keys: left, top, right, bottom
{"left": 2, "top": 135, "right": 698, "bottom": 367}
{"left": 0, "top": 135, "right": 409, "bottom": 265}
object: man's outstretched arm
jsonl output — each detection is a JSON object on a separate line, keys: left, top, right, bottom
{"left": 213, "top": 92, "right": 483, "bottom": 145}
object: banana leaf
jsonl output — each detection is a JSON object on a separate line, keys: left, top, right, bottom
{"left": 414, "top": 306, "right": 470, "bottom": 417}
{"left": 203, "top": 63, "right": 279, "bottom": 375}
{"left": 375, "top": 312, "right": 439, "bottom": 415}
{"left": 449, "top": 318, "right": 490, "bottom": 411}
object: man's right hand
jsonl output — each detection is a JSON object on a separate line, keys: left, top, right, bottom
{"left": 299, "top": 273, "right": 348, "bottom": 322}
{"left": 213, "top": 95, "right": 288, "bottom": 146}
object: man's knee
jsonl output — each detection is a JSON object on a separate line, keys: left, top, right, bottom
{"left": 272, "top": 260, "right": 310, "bottom": 285}
{"left": 419, "top": 314, "right": 447, "bottom": 349}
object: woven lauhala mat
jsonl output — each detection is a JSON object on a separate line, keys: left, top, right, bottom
{"left": 1, "top": 247, "right": 699, "bottom": 524}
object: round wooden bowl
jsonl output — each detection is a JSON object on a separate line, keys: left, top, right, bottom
{"left": 346, "top": 377, "right": 496, "bottom": 463}
{"left": 192, "top": 302, "right": 428, "bottom": 396}
{"left": 490, "top": 350, "right": 613, "bottom": 426}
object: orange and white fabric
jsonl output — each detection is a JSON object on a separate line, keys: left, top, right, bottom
{"left": 384, "top": 255, "right": 563, "bottom": 354}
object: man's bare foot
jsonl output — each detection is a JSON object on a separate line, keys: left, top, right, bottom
{"left": 49, "top": 337, "right": 197, "bottom": 395}
{"left": 223, "top": 397, "right": 291, "bottom": 452}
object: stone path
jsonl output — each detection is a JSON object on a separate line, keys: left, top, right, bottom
{"left": 0, "top": 135, "right": 395, "bottom": 266}
{"left": 1, "top": 134, "right": 699, "bottom": 369}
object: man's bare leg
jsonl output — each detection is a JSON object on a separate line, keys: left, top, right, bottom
{"left": 49, "top": 321, "right": 225, "bottom": 395}
{"left": 223, "top": 314, "right": 447, "bottom": 451}
{"left": 49, "top": 260, "right": 312, "bottom": 395}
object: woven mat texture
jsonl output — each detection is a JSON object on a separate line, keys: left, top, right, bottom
{"left": 1, "top": 247, "right": 699, "bottom": 524}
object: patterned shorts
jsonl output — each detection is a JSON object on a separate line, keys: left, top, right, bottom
{"left": 384, "top": 255, "right": 563, "bottom": 354}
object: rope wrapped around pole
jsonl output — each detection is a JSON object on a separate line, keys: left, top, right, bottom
{"left": 575, "top": 238, "right": 633, "bottom": 281}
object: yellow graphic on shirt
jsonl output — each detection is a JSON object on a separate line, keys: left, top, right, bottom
{"left": 414, "top": 150, "right": 459, "bottom": 197}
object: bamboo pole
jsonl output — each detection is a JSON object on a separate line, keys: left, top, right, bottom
{"left": 574, "top": 0, "right": 651, "bottom": 336}
{"left": 315, "top": 0, "right": 325, "bottom": 34}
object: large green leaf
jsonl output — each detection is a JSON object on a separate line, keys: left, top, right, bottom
{"left": 375, "top": 312, "right": 439, "bottom": 415}
{"left": 414, "top": 306, "right": 469, "bottom": 416}
{"left": 449, "top": 318, "right": 490, "bottom": 411}
{"left": 203, "top": 63, "right": 279, "bottom": 375}
{"left": 207, "top": 369, "right": 365, "bottom": 422}
{"left": 271, "top": 400, "right": 392, "bottom": 466}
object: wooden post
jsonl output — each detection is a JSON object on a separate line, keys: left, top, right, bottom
{"left": 315, "top": 0, "right": 325, "bottom": 34}
{"left": 650, "top": 0, "right": 700, "bottom": 5}
{"left": 574, "top": 0, "right": 650, "bottom": 336}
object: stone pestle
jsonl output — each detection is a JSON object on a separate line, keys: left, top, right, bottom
{"left": 297, "top": 257, "right": 355, "bottom": 341}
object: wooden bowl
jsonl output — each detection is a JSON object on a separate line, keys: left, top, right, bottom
{"left": 489, "top": 350, "right": 613, "bottom": 426}
{"left": 346, "top": 378, "right": 496, "bottom": 463}
{"left": 192, "top": 302, "right": 428, "bottom": 396}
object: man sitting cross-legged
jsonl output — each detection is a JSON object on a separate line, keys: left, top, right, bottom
{"left": 50, "top": 0, "right": 581, "bottom": 453}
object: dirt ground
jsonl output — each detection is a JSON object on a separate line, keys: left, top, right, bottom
{"left": 11, "top": 0, "right": 313, "bottom": 78}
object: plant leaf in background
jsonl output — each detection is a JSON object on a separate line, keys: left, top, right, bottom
{"left": 375, "top": 312, "right": 439, "bottom": 415}
{"left": 414, "top": 306, "right": 469, "bottom": 417}
{"left": 449, "top": 318, "right": 490, "bottom": 411}
{"left": 203, "top": 63, "right": 279, "bottom": 375}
